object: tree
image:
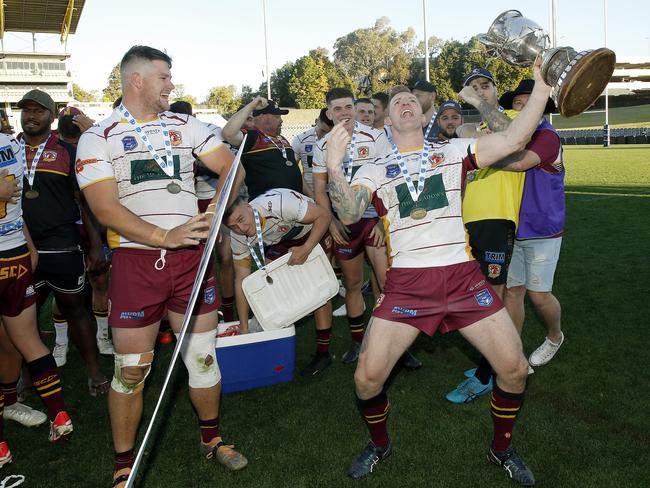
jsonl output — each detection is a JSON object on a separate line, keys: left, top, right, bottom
{"left": 239, "top": 85, "right": 260, "bottom": 106}
{"left": 204, "top": 85, "right": 240, "bottom": 116}
{"left": 333, "top": 17, "right": 417, "bottom": 94}
{"left": 287, "top": 56, "right": 329, "bottom": 108}
{"left": 73, "top": 83, "right": 95, "bottom": 102}
{"left": 102, "top": 63, "right": 121, "bottom": 103}
{"left": 268, "top": 62, "right": 295, "bottom": 106}
{"left": 171, "top": 84, "right": 197, "bottom": 106}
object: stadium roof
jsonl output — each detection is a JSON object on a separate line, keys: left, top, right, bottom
{"left": 0, "top": 0, "right": 86, "bottom": 42}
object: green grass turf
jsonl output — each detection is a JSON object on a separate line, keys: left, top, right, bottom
{"left": 551, "top": 104, "right": 650, "bottom": 129}
{"left": 3, "top": 145, "right": 650, "bottom": 487}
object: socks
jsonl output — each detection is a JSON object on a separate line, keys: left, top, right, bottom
{"left": 26, "top": 354, "right": 65, "bottom": 420}
{"left": 114, "top": 448, "right": 135, "bottom": 473}
{"left": 53, "top": 312, "right": 68, "bottom": 345}
{"left": 490, "top": 383, "right": 524, "bottom": 452}
{"left": 315, "top": 327, "right": 332, "bottom": 355}
{"left": 221, "top": 296, "right": 234, "bottom": 322}
{"left": 199, "top": 417, "right": 220, "bottom": 444}
{"left": 0, "top": 380, "right": 18, "bottom": 408}
{"left": 94, "top": 308, "right": 109, "bottom": 340}
{"left": 474, "top": 356, "right": 494, "bottom": 385}
{"left": 347, "top": 313, "right": 365, "bottom": 344}
{"left": 357, "top": 389, "right": 390, "bottom": 448}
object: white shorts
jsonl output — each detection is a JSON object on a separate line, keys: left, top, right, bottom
{"left": 506, "top": 237, "right": 562, "bottom": 292}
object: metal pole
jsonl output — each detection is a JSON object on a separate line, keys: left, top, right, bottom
{"left": 423, "top": 0, "right": 429, "bottom": 82}
{"left": 548, "top": 0, "right": 557, "bottom": 48}
{"left": 263, "top": 0, "right": 271, "bottom": 100}
{"left": 603, "top": 0, "right": 609, "bottom": 147}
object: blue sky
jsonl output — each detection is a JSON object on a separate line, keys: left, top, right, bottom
{"left": 6, "top": 0, "right": 649, "bottom": 100}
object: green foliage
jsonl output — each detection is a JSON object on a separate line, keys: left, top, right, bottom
{"left": 72, "top": 83, "right": 96, "bottom": 102}
{"left": 204, "top": 85, "right": 240, "bottom": 116}
{"left": 102, "top": 63, "right": 122, "bottom": 103}
{"left": 269, "top": 62, "right": 295, "bottom": 106}
{"left": 171, "top": 84, "right": 197, "bottom": 107}
{"left": 288, "top": 56, "right": 328, "bottom": 109}
{"left": 239, "top": 85, "right": 261, "bottom": 106}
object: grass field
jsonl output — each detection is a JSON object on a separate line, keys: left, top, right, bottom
{"left": 551, "top": 104, "right": 650, "bottom": 129}
{"left": 3, "top": 146, "right": 650, "bottom": 487}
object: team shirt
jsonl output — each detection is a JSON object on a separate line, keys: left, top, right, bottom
{"left": 351, "top": 139, "right": 478, "bottom": 268}
{"left": 312, "top": 123, "right": 392, "bottom": 219}
{"left": 0, "top": 134, "right": 25, "bottom": 251}
{"left": 76, "top": 109, "right": 224, "bottom": 249}
{"left": 230, "top": 188, "right": 312, "bottom": 261}
{"left": 291, "top": 127, "right": 319, "bottom": 190}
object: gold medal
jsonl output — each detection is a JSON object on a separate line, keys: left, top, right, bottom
{"left": 410, "top": 207, "right": 427, "bottom": 220}
{"left": 24, "top": 189, "right": 39, "bottom": 199}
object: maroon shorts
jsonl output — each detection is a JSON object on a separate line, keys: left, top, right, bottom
{"left": 108, "top": 245, "right": 219, "bottom": 328}
{"left": 197, "top": 198, "right": 211, "bottom": 213}
{"left": 335, "top": 217, "right": 379, "bottom": 260}
{"left": 372, "top": 260, "right": 503, "bottom": 336}
{"left": 0, "top": 245, "right": 36, "bottom": 317}
{"left": 265, "top": 232, "right": 333, "bottom": 261}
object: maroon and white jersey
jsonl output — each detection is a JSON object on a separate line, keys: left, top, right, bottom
{"left": 76, "top": 110, "right": 224, "bottom": 249}
{"left": 352, "top": 139, "right": 478, "bottom": 268}
{"left": 0, "top": 134, "right": 24, "bottom": 251}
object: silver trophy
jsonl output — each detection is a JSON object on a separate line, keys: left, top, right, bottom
{"left": 478, "top": 10, "right": 615, "bottom": 117}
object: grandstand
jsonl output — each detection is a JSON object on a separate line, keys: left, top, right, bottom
{"left": 0, "top": 0, "right": 87, "bottom": 128}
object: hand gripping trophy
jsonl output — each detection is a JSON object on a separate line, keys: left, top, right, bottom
{"left": 478, "top": 10, "right": 616, "bottom": 117}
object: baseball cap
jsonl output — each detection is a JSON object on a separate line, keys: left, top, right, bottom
{"left": 499, "top": 79, "right": 556, "bottom": 114}
{"left": 436, "top": 100, "right": 462, "bottom": 118}
{"left": 464, "top": 67, "right": 495, "bottom": 87}
{"left": 252, "top": 99, "right": 289, "bottom": 116}
{"left": 412, "top": 80, "right": 437, "bottom": 93}
{"left": 18, "top": 89, "right": 56, "bottom": 113}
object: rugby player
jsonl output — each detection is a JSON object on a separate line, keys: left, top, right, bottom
{"left": 291, "top": 108, "right": 333, "bottom": 193}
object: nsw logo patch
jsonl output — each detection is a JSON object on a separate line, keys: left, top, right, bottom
{"left": 474, "top": 289, "right": 493, "bottom": 307}
{"left": 122, "top": 136, "right": 138, "bottom": 151}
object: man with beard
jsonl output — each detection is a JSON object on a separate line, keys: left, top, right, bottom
{"left": 412, "top": 80, "right": 439, "bottom": 141}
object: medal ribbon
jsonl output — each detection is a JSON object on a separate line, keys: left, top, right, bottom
{"left": 117, "top": 104, "right": 174, "bottom": 177}
{"left": 343, "top": 121, "right": 359, "bottom": 183}
{"left": 21, "top": 134, "right": 51, "bottom": 187}
{"left": 390, "top": 142, "right": 430, "bottom": 203}
{"left": 264, "top": 133, "right": 288, "bottom": 161}
{"left": 423, "top": 112, "right": 437, "bottom": 140}
{"left": 247, "top": 209, "right": 266, "bottom": 271}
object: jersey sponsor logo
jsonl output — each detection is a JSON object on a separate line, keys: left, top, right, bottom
{"left": 385, "top": 164, "right": 400, "bottom": 178}
{"left": 429, "top": 153, "right": 445, "bottom": 168}
{"left": 396, "top": 174, "right": 449, "bottom": 219}
{"left": 25, "top": 284, "right": 35, "bottom": 298}
{"left": 357, "top": 145, "right": 369, "bottom": 158}
{"left": 337, "top": 247, "right": 353, "bottom": 254}
{"left": 42, "top": 150, "right": 58, "bottom": 162}
{"left": 122, "top": 136, "right": 138, "bottom": 151}
{"left": 487, "top": 263, "right": 501, "bottom": 279}
{"left": 0, "top": 219, "right": 23, "bottom": 236}
{"left": 204, "top": 286, "right": 216, "bottom": 305}
{"left": 0, "top": 264, "right": 29, "bottom": 280}
{"left": 0, "top": 144, "right": 16, "bottom": 168}
{"left": 130, "top": 155, "right": 181, "bottom": 184}
{"left": 469, "top": 278, "right": 486, "bottom": 292}
{"left": 485, "top": 251, "right": 505, "bottom": 263}
{"left": 391, "top": 305, "right": 418, "bottom": 317}
{"left": 304, "top": 144, "right": 313, "bottom": 152}
{"left": 474, "top": 289, "right": 493, "bottom": 307}
{"left": 75, "top": 158, "right": 98, "bottom": 174}
{"left": 169, "top": 130, "right": 182, "bottom": 146}
{"left": 120, "top": 311, "right": 145, "bottom": 320}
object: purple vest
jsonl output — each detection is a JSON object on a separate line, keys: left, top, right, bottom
{"left": 516, "top": 119, "right": 565, "bottom": 240}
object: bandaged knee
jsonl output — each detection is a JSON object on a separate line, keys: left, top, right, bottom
{"left": 176, "top": 329, "right": 221, "bottom": 388}
{"left": 111, "top": 351, "right": 154, "bottom": 394}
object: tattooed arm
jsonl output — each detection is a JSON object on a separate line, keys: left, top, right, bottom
{"left": 457, "top": 84, "right": 512, "bottom": 133}
{"left": 325, "top": 123, "right": 372, "bottom": 225}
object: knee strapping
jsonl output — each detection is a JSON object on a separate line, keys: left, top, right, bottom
{"left": 175, "top": 329, "right": 221, "bottom": 388}
{"left": 111, "top": 351, "right": 154, "bottom": 394}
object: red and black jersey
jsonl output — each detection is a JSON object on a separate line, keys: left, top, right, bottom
{"left": 20, "top": 131, "right": 81, "bottom": 250}
{"left": 241, "top": 128, "right": 303, "bottom": 200}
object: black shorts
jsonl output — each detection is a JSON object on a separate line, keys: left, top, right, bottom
{"left": 465, "top": 219, "right": 515, "bottom": 285}
{"left": 34, "top": 250, "right": 86, "bottom": 294}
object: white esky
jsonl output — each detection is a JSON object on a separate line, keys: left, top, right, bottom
{"left": 5, "top": 0, "right": 648, "bottom": 100}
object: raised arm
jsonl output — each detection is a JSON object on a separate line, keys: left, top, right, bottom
{"left": 324, "top": 123, "right": 372, "bottom": 225}
{"left": 459, "top": 58, "right": 552, "bottom": 168}
{"left": 222, "top": 96, "right": 268, "bottom": 146}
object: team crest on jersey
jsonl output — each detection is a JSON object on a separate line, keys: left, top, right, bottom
{"left": 487, "top": 264, "right": 501, "bottom": 279}
{"left": 75, "top": 158, "right": 97, "bottom": 174}
{"left": 474, "top": 289, "right": 493, "bottom": 307}
{"left": 385, "top": 164, "right": 400, "bottom": 178}
{"left": 42, "top": 150, "right": 58, "bottom": 162}
{"left": 122, "top": 136, "right": 138, "bottom": 151}
{"left": 305, "top": 144, "right": 313, "bottom": 152}
{"left": 357, "top": 146, "right": 369, "bottom": 158}
{"left": 429, "top": 153, "right": 444, "bottom": 168}
{"left": 204, "top": 286, "right": 216, "bottom": 305}
{"left": 169, "top": 130, "right": 182, "bottom": 146}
